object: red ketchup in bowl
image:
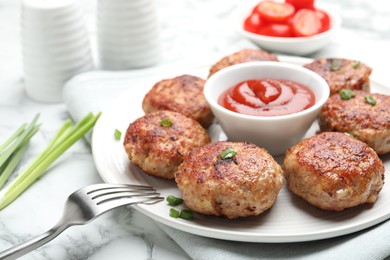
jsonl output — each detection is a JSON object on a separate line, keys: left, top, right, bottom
{"left": 218, "top": 79, "right": 315, "bottom": 116}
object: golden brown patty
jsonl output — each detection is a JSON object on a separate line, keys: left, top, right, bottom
{"left": 284, "top": 132, "right": 385, "bottom": 211}
{"left": 123, "top": 110, "right": 211, "bottom": 179}
{"left": 304, "top": 58, "right": 372, "bottom": 95}
{"left": 319, "top": 91, "right": 390, "bottom": 154}
{"left": 142, "top": 74, "right": 214, "bottom": 128}
{"left": 175, "top": 141, "right": 284, "bottom": 219}
{"left": 208, "top": 49, "right": 279, "bottom": 78}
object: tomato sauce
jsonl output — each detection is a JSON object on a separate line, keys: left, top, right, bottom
{"left": 218, "top": 79, "right": 315, "bottom": 116}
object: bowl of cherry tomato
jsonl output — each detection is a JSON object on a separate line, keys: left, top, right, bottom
{"left": 233, "top": 0, "right": 341, "bottom": 55}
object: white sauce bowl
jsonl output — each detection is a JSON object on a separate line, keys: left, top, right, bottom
{"left": 204, "top": 61, "right": 330, "bottom": 155}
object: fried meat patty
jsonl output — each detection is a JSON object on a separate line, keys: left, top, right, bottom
{"left": 208, "top": 49, "right": 279, "bottom": 78}
{"left": 175, "top": 141, "right": 284, "bottom": 219}
{"left": 142, "top": 74, "right": 214, "bottom": 128}
{"left": 123, "top": 110, "right": 211, "bottom": 179}
{"left": 319, "top": 91, "right": 390, "bottom": 154}
{"left": 304, "top": 58, "right": 372, "bottom": 95}
{"left": 284, "top": 132, "right": 385, "bottom": 211}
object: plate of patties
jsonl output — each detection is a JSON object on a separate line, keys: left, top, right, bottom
{"left": 92, "top": 49, "right": 390, "bottom": 243}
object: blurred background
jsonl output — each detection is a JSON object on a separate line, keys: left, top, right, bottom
{"left": 0, "top": 0, "right": 390, "bottom": 104}
{"left": 322, "top": 0, "right": 390, "bottom": 40}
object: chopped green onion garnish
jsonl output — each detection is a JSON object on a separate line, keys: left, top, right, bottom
{"left": 352, "top": 60, "right": 361, "bottom": 69}
{"left": 330, "top": 60, "right": 341, "bottom": 71}
{"left": 160, "top": 118, "right": 173, "bottom": 127}
{"left": 364, "top": 95, "right": 376, "bottom": 106}
{"left": 339, "top": 89, "right": 356, "bottom": 100}
{"left": 169, "top": 208, "right": 180, "bottom": 218}
{"left": 166, "top": 195, "right": 183, "bottom": 206}
{"left": 220, "top": 147, "right": 237, "bottom": 160}
{"left": 179, "top": 209, "right": 194, "bottom": 220}
{"left": 344, "top": 132, "right": 354, "bottom": 138}
{"left": 114, "top": 129, "right": 121, "bottom": 140}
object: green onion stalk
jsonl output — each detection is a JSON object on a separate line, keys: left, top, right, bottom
{"left": 0, "top": 115, "right": 40, "bottom": 189}
{"left": 0, "top": 112, "right": 101, "bottom": 210}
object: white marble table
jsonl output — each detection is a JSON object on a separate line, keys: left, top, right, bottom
{"left": 0, "top": 0, "right": 390, "bottom": 259}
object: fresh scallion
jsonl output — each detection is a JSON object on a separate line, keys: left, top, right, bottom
{"left": 344, "top": 132, "right": 354, "bottom": 138}
{"left": 166, "top": 195, "right": 183, "bottom": 206}
{"left": 160, "top": 118, "right": 173, "bottom": 127}
{"left": 330, "top": 60, "right": 341, "bottom": 71}
{"left": 0, "top": 112, "right": 101, "bottom": 210}
{"left": 179, "top": 209, "right": 194, "bottom": 220}
{"left": 0, "top": 115, "right": 40, "bottom": 190}
{"left": 0, "top": 115, "right": 40, "bottom": 168}
{"left": 114, "top": 129, "right": 122, "bottom": 140}
{"left": 169, "top": 208, "right": 180, "bottom": 218}
{"left": 0, "top": 145, "right": 29, "bottom": 190}
{"left": 0, "top": 124, "right": 27, "bottom": 153}
{"left": 364, "top": 95, "right": 376, "bottom": 106}
{"left": 339, "top": 89, "right": 356, "bottom": 100}
{"left": 220, "top": 147, "right": 237, "bottom": 160}
{"left": 353, "top": 60, "right": 361, "bottom": 69}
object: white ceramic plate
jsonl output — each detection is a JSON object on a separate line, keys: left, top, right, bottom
{"left": 91, "top": 56, "right": 390, "bottom": 243}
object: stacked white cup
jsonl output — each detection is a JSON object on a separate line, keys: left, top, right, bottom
{"left": 21, "top": 0, "right": 94, "bottom": 103}
{"left": 97, "top": 0, "right": 161, "bottom": 70}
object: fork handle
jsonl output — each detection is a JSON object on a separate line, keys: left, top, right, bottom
{"left": 0, "top": 226, "right": 66, "bottom": 260}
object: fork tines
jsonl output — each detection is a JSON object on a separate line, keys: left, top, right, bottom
{"left": 86, "top": 183, "right": 163, "bottom": 205}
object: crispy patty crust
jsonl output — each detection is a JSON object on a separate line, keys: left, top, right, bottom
{"left": 304, "top": 58, "right": 372, "bottom": 95}
{"left": 123, "top": 110, "right": 211, "bottom": 179}
{"left": 319, "top": 90, "right": 390, "bottom": 154}
{"left": 208, "top": 49, "right": 279, "bottom": 78}
{"left": 142, "top": 74, "right": 214, "bottom": 128}
{"left": 175, "top": 141, "right": 284, "bottom": 219}
{"left": 284, "top": 132, "right": 385, "bottom": 211}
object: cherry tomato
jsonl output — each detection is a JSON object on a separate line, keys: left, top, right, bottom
{"left": 244, "top": 13, "right": 263, "bottom": 33}
{"left": 316, "top": 9, "right": 331, "bottom": 32}
{"left": 258, "top": 24, "right": 293, "bottom": 37}
{"left": 285, "top": 0, "right": 315, "bottom": 10}
{"left": 291, "top": 9, "right": 322, "bottom": 37}
{"left": 254, "top": 1, "right": 295, "bottom": 24}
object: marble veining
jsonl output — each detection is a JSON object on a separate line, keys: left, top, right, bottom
{"left": 324, "top": 0, "right": 390, "bottom": 39}
{"left": 0, "top": 0, "right": 390, "bottom": 259}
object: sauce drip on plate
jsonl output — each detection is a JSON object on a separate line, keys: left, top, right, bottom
{"left": 218, "top": 79, "right": 315, "bottom": 116}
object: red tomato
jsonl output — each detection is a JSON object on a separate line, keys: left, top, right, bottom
{"left": 285, "top": 0, "right": 315, "bottom": 10}
{"left": 258, "top": 24, "right": 293, "bottom": 37}
{"left": 244, "top": 13, "right": 262, "bottom": 33}
{"left": 291, "top": 9, "right": 322, "bottom": 37}
{"left": 254, "top": 1, "right": 295, "bottom": 24}
{"left": 316, "top": 9, "right": 331, "bottom": 32}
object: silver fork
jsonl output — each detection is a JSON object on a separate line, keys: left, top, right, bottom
{"left": 0, "top": 183, "right": 164, "bottom": 260}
